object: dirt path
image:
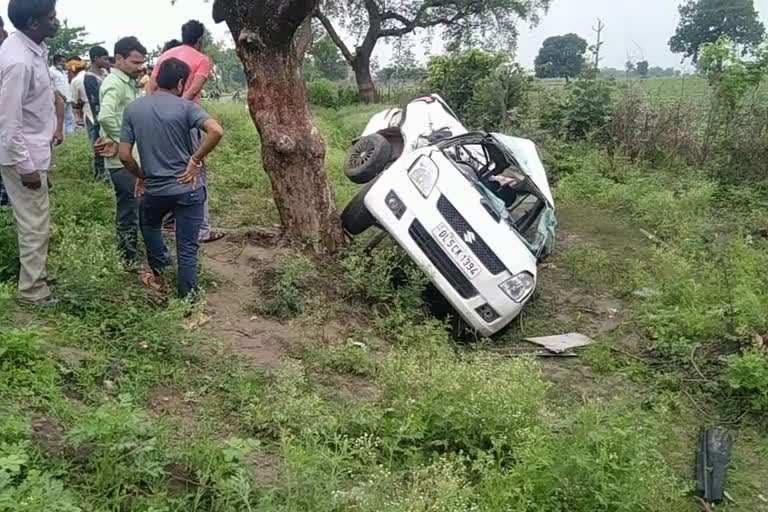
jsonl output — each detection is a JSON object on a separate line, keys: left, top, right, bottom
{"left": 199, "top": 237, "right": 300, "bottom": 367}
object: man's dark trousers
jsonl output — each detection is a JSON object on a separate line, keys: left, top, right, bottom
{"left": 141, "top": 188, "right": 206, "bottom": 298}
{"left": 110, "top": 168, "right": 141, "bottom": 267}
{"left": 86, "top": 119, "right": 107, "bottom": 180}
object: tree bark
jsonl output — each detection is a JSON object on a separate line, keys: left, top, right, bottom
{"left": 353, "top": 55, "right": 378, "bottom": 104}
{"left": 241, "top": 46, "right": 345, "bottom": 253}
{"left": 214, "top": 1, "right": 346, "bottom": 254}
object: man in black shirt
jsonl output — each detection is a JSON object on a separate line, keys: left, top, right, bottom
{"left": 77, "top": 46, "right": 110, "bottom": 179}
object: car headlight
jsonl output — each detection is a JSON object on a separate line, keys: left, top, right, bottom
{"left": 408, "top": 156, "right": 439, "bottom": 198}
{"left": 499, "top": 272, "right": 535, "bottom": 303}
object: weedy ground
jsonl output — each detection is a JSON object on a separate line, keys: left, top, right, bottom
{"left": 1, "top": 89, "right": 767, "bottom": 511}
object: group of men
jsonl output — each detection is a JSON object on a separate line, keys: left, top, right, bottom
{"left": 0, "top": 0, "right": 225, "bottom": 306}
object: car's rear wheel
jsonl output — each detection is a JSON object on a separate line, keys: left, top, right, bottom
{"left": 341, "top": 181, "right": 377, "bottom": 235}
{"left": 344, "top": 134, "right": 391, "bottom": 184}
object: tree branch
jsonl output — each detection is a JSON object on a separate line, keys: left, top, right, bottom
{"left": 211, "top": 0, "right": 231, "bottom": 24}
{"left": 314, "top": 9, "right": 355, "bottom": 64}
{"left": 377, "top": 0, "right": 482, "bottom": 38}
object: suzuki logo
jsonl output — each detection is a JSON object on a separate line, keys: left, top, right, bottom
{"left": 463, "top": 231, "right": 477, "bottom": 245}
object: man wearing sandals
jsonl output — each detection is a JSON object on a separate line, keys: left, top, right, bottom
{"left": 118, "top": 58, "right": 224, "bottom": 298}
{"left": 147, "top": 20, "right": 225, "bottom": 244}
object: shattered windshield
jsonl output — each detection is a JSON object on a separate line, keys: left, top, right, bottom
{"left": 441, "top": 144, "right": 556, "bottom": 257}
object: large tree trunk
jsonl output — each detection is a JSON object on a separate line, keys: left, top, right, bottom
{"left": 214, "top": 1, "right": 346, "bottom": 254}
{"left": 353, "top": 55, "right": 378, "bottom": 104}
{"left": 241, "top": 47, "right": 345, "bottom": 252}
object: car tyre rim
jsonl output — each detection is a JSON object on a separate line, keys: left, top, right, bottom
{"left": 350, "top": 138, "right": 376, "bottom": 168}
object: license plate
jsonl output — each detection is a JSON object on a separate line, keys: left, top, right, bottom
{"left": 432, "top": 223, "right": 482, "bottom": 280}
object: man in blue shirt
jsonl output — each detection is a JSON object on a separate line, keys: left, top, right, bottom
{"left": 118, "top": 57, "right": 224, "bottom": 298}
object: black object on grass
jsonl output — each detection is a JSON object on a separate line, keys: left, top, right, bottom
{"left": 695, "top": 427, "right": 733, "bottom": 503}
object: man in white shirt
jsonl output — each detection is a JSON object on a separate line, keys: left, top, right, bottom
{"left": 49, "top": 53, "right": 73, "bottom": 134}
{"left": 0, "top": 15, "right": 9, "bottom": 208}
{"left": 72, "top": 45, "right": 110, "bottom": 179}
{"left": 0, "top": 0, "right": 62, "bottom": 306}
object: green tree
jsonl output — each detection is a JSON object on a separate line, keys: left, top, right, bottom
{"left": 636, "top": 60, "right": 649, "bottom": 78}
{"left": 46, "top": 20, "right": 102, "bottom": 61}
{"left": 625, "top": 60, "right": 636, "bottom": 77}
{"left": 378, "top": 40, "right": 425, "bottom": 82}
{"left": 669, "top": 0, "right": 765, "bottom": 63}
{"left": 425, "top": 49, "right": 505, "bottom": 117}
{"left": 202, "top": 32, "right": 247, "bottom": 92}
{"left": 308, "top": 36, "right": 348, "bottom": 81}
{"left": 534, "top": 34, "right": 588, "bottom": 82}
{"left": 315, "top": 0, "right": 551, "bottom": 102}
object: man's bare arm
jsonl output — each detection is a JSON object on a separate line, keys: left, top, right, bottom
{"left": 182, "top": 76, "right": 207, "bottom": 101}
{"left": 53, "top": 92, "right": 64, "bottom": 145}
{"left": 118, "top": 142, "right": 143, "bottom": 179}
{"left": 192, "top": 119, "right": 224, "bottom": 161}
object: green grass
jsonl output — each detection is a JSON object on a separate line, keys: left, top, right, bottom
{"left": 0, "top": 95, "right": 767, "bottom": 511}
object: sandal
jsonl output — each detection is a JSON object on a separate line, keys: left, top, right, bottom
{"left": 138, "top": 271, "right": 166, "bottom": 293}
{"left": 199, "top": 230, "right": 226, "bottom": 243}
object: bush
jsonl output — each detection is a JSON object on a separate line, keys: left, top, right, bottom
{"left": 307, "top": 79, "right": 339, "bottom": 108}
{"left": 466, "top": 63, "right": 532, "bottom": 130}
{"left": 0, "top": 210, "right": 18, "bottom": 283}
{"left": 376, "top": 349, "right": 547, "bottom": 464}
{"left": 540, "top": 77, "right": 615, "bottom": 140}
{"left": 0, "top": 442, "right": 80, "bottom": 512}
{"left": 259, "top": 251, "right": 319, "bottom": 319}
{"left": 337, "top": 85, "right": 361, "bottom": 106}
{"left": 66, "top": 399, "right": 169, "bottom": 500}
{"left": 725, "top": 350, "right": 768, "bottom": 411}
{"left": 606, "top": 85, "right": 700, "bottom": 165}
{"left": 474, "top": 404, "right": 690, "bottom": 511}
{"left": 425, "top": 50, "right": 506, "bottom": 117}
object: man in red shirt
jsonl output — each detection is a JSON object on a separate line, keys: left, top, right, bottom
{"left": 148, "top": 20, "right": 223, "bottom": 242}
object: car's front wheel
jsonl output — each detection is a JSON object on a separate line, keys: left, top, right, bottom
{"left": 344, "top": 134, "right": 391, "bottom": 184}
{"left": 341, "top": 181, "right": 377, "bottom": 235}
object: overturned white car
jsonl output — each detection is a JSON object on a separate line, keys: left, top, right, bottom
{"left": 341, "top": 95, "right": 556, "bottom": 336}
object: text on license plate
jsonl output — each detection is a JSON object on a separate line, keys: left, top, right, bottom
{"left": 432, "top": 223, "right": 482, "bottom": 280}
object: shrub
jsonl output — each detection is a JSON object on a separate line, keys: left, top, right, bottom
{"left": 376, "top": 349, "right": 547, "bottom": 465}
{"left": 260, "top": 251, "right": 319, "bottom": 319}
{"left": 236, "top": 360, "right": 338, "bottom": 438}
{"left": 425, "top": 50, "right": 506, "bottom": 117}
{"left": 0, "top": 210, "right": 19, "bottom": 283}
{"left": 466, "top": 63, "right": 532, "bottom": 131}
{"left": 540, "top": 77, "right": 615, "bottom": 140}
{"left": 349, "top": 458, "right": 475, "bottom": 511}
{"left": 307, "top": 79, "right": 339, "bottom": 108}
{"left": 474, "top": 404, "right": 690, "bottom": 511}
{"left": 66, "top": 399, "right": 169, "bottom": 500}
{"left": 177, "top": 437, "right": 262, "bottom": 509}
{"left": 724, "top": 350, "right": 768, "bottom": 411}
{"left": 337, "top": 85, "right": 361, "bottom": 106}
{"left": 0, "top": 442, "right": 80, "bottom": 512}
{"left": 606, "top": 85, "right": 700, "bottom": 165}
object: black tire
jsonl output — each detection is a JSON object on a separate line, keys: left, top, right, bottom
{"left": 341, "top": 181, "right": 377, "bottom": 235}
{"left": 344, "top": 134, "right": 391, "bottom": 184}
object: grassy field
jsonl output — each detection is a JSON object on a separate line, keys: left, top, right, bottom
{"left": 1, "top": 96, "right": 767, "bottom": 511}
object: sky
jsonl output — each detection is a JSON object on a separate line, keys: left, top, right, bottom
{"left": 1, "top": 0, "right": 768, "bottom": 71}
